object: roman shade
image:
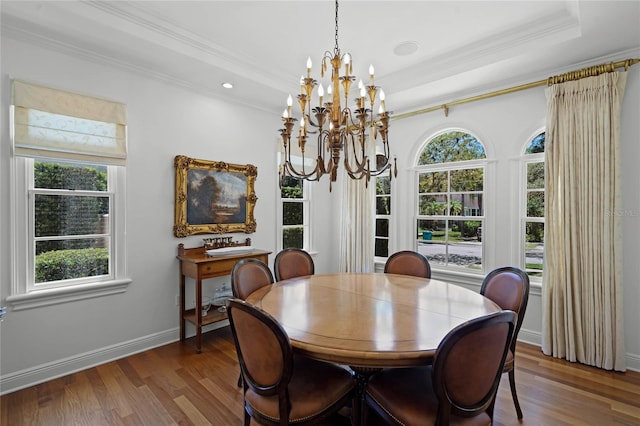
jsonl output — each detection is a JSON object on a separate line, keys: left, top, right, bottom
{"left": 11, "top": 80, "right": 127, "bottom": 165}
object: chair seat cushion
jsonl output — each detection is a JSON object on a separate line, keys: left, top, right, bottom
{"left": 246, "top": 355, "right": 354, "bottom": 423}
{"left": 366, "top": 366, "right": 491, "bottom": 426}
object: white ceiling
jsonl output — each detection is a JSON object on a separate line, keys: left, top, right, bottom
{"left": 2, "top": 1, "right": 639, "bottom": 116}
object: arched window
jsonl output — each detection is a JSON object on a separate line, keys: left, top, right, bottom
{"left": 415, "top": 130, "right": 486, "bottom": 271}
{"left": 522, "top": 131, "right": 545, "bottom": 278}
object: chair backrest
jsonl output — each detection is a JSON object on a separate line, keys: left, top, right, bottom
{"left": 480, "top": 266, "right": 530, "bottom": 352}
{"left": 231, "top": 258, "right": 274, "bottom": 300}
{"left": 274, "top": 248, "right": 315, "bottom": 281}
{"left": 226, "top": 298, "right": 293, "bottom": 401}
{"left": 384, "top": 250, "right": 431, "bottom": 278}
{"left": 432, "top": 310, "right": 516, "bottom": 424}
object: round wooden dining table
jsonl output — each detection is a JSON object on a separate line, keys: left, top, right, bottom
{"left": 245, "top": 272, "right": 501, "bottom": 368}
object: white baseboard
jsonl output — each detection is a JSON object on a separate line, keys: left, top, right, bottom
{"left": 1, "top": 320, "right": 231, "bottom": 396}
{"left": 626, "top": 353, "right": 640, "bottom": 372}
{"left": 518, "top": 328, "right": 542, "bottom": 347}
{"left": 0, "top": 328, "right": 179, "bottom": 395}
{"left": 517, "top": 327, "right": 640, "bottom": 372}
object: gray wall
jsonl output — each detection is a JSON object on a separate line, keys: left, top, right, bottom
{"left": 1, "top": 32, "right": 638, "bottom": 394}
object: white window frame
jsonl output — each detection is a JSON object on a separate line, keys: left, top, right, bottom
{"left": 374, "top": 173, "right": 393, "bottom": 262}
{"left": 277, "top": 175, "right": 311, "bottom": 252}
{"left": 8, "top": 158, "right": 130, "bottom": 311}
{"left": 520, "top": 133, "right": 545, "bottom": 283}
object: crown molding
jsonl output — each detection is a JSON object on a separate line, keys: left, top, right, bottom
{"left": 389, "top": 8, "right": 582, "bottom": 92}
{"left": 1, "top": 18, "right": 274, "bottom": 115}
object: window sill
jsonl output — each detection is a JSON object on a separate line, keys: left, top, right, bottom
{"left": 374, "top": 261, "right": 542, "bottom": 296}
{"left": 6, "top": 278, "right": 132, "bottom": 311}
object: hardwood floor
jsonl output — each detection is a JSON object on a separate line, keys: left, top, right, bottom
{"left": 2, "top": 326, "right": 640, "bottom": 425}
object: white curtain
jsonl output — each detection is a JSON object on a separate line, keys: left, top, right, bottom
{"left": 542, "top": 71, "right": 627, "bottom": 371}
{"left": 339, "top": 136, "right": 375, "bottom": 273}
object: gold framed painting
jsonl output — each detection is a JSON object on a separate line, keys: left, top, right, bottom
{"left": 174, "top": 155, "right": 257, "bottom": 237}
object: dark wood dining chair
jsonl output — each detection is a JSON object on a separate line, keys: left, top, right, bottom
{"left": 480, "top": 266, "right": 530, "bottom": 420}
{"left": 230, "top": 258, "right": 274, "bottom": 387}
{"left": 384, "top": 250, "right": 431, "bottom": 278}
{"left": 231, "top": 258, "right": 274, "bottom": 300}
{"left": 274, "top": 248, "right": 315, "bottom": 281}
{"left": 364, "top": 310, "right": 516, "bottom": 426}
{"left": 226, "top": 298, "right": 356, "bottom": 426}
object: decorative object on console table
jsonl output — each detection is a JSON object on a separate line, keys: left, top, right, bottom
{"left": 213, "top": 283, "right": 233, "bottom": 313}
{"left": 173, "top": 155, "right": 257, "bottom": 237}
{"left": 176, "top": 242, "right": 271, "bottom": 353}
{"left": 203, "top": 236, "right": 252, "bottom": 251}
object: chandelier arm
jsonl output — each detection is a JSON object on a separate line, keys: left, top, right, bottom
{"left": 344, "top": 154, "right": 392, "bottom": 180}
{"left": 343, "top": 158, "right": 368, "bottom": 176}
{"left": 280, "top": 128, "right": 333, "bottom": 181}
{"left": 343, "top": 140, "right": 369, "bottom": 177}
{"left": 321, "top": 131, "right": 334, "bottom": 175}
{"left": 305, "top": 109, "right": 326, "bottom": 130}
{"left": 344, "top": 127, "right": 370, "bottom": 171}
{"left": 317, "top": 131, "right": 329, "bottom": 174}
{"left": 283, "top": 160, "right": 322, "bottom": 181}
{"left": 281, "top": 131, "right": 325, "bottom": 181}
{"left": 343, "top": 108, "right": 369, "bottom": 157}
{"left": 343, "top": 157, "right": 371, "bottom": 180}
{"left": 370, "top": 164, "right": 392, "bottom": 177}
{"left": 284, "top": 148, "right": 312, "bottom": 179}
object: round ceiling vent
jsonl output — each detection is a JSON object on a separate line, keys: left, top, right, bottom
{"left": 393, "top": 41, "right": 419, "bottom": 56}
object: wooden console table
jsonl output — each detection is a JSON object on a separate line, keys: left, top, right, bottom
{"left": 177, "top": 243, "right": 271, "bottom": 353}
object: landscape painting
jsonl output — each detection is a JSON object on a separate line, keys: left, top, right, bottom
{"left": 173, "top": 155, "right": 257, "bottom": 237}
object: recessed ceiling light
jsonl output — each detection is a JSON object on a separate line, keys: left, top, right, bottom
{"left": 221, "top": 82, "right": 233, "bottom": 89}
{"left": 393, "top": 41, "right": 419, "bottom": 57}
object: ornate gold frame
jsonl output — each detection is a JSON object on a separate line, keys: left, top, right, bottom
{"left": 174, "top": 155, "right": 257, "bottom": 237}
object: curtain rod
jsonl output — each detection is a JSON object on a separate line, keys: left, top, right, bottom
{"left": 392, "top": 58, "right": 640, "bottom": 120}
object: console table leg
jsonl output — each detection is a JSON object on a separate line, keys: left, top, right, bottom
{"left": 179, "top": 273, "right": 186, "bottom": 342}
{"left": 195, "top": 278, "right": 202, "bottom": 353}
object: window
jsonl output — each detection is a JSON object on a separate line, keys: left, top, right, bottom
{"left": 279, "top": 176, "right": 310, "bottom": 250}
{"left": 31, "top": 160, "right": 111, "bottom": 288}
{"left": 415, "top": 130, "right": 486, "bottom": 271}
{"left": 9, "top": 80, "right": 129, "bottom": 308}
{"left": 522, "top": 132, "right": 545, "bottom": 278}
{"left": 374, "top": 174, "right": 392, "bottom": 258}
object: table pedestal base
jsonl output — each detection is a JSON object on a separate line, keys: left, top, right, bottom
{"left": 350, "top": 366, "right": 382, "bottom": 426}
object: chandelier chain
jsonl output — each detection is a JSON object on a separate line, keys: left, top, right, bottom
{"left": 334, "top": 0, "right": 340, "bottom": 55}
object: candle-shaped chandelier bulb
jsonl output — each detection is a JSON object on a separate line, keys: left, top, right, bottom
{"left": 278, "top": 0, "right": 395, "bottom": 190}
{"left": 306, "top": 57, "right": 312, "bottom": 76}
{"left": 286, "top": 94, "right": 293, "bottom": 118}
{"left": 318, "top": 84, "right": 324, "bottom": 106}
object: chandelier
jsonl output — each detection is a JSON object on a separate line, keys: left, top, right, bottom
{"left": 278, "top": 0, "right": 396, "bottom": 190}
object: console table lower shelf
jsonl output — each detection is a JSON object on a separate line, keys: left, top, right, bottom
{"left": 183, "top": 307, "right": 228, "bottom": 328}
